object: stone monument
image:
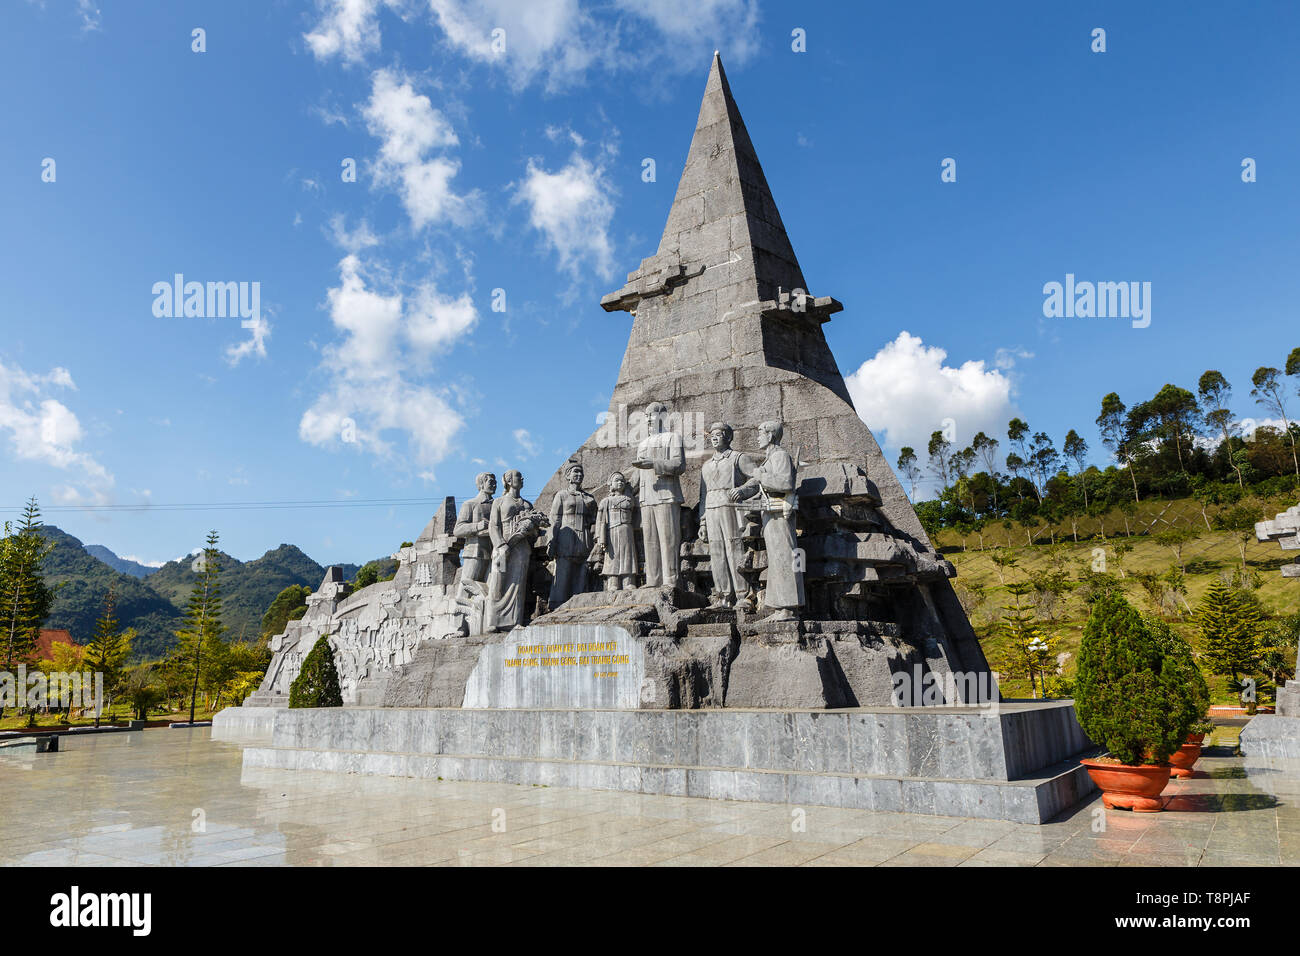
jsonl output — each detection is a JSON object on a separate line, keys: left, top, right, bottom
{"left": 223, "top": 55, "right": 1099, "bottom": 823}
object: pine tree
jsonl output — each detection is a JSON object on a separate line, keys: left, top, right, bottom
{"left": 85, "top": 587, "right": 132, "bottom": 726}
{"left": 1196, "top": 578, "right": 1262, "bottom": 690}
{"left": 173, "top": 530, "right": 225, "bottom": 724}
{"left": 998, "top": 582, "right": 1048, "bottom": 697}
{"left": 0, "top": 497, "right": 55, "bottom": 717}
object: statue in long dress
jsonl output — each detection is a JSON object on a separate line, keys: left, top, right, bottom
{"left": 547, "top": 461, "right": 596, "bottom": 607}
{"left": 629, "top": 401, "right": 685, "bottom": 588}
{"left": 593, "top": 471, "right": 639, "bottom": 591}
{"left": 486, "top": 469, "right": 548, "bottom": 631}
{"left": 728, "top": 420, "right": 805, "bottom": 621}
{"left": 453, "top": 472, "right": 496, "bottom": 584}
{"left": 697, "top": 422, "right": 750, "bottom": 608}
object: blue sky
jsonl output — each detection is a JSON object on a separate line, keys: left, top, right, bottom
{"left": 2, "top": 0, "right": 1297, "bottom": 566}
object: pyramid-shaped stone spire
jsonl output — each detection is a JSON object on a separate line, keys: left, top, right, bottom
{"left": 602, "top": 53, "right": 810, "bottom": 317}
{"left": 538, "top": 56, "right": 938, "bottom": 559}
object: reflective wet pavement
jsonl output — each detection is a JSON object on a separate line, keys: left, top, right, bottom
{"left": 1, "top": 728, "right": 1295, "bottom": 866}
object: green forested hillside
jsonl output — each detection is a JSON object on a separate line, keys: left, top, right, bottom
{"left": 145, "top": 543, "right": 330, "bottom": 644}
{"left": 37, "top": 529, "right": 337, "bottom": 658}
{"left": 935, "top": 496, "right": 1300, "bottom": 702}
{"left": 39, "top": 527, "right": 183, "bottom": 659}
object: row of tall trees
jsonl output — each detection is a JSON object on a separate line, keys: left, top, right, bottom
{"left": 901, "top": 350, "right": 1300, "bottom": 530}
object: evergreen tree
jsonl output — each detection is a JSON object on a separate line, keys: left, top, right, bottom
{"left": 289, "top": 635, "right": 343, "bottom": 708}
{"left": 1148, "top": 617, "right": 1210, "bottom": 730}
{"left": 173, "top": 530, "right": 226, "bottom": 724}
{"left": 1195, "top": 578, "right": 1262, "bottom": 690}
{"left": 0, "top": 497, "right": 56, "bottom": 717}
{"left": 998, "top": 582, "right": 1049, "bottom": 697}
{"left": 85, "top": 587, "right": 132, "bottom": 726}
{"left": 1075, "top": 593, "right": 1196, "bottom": 765}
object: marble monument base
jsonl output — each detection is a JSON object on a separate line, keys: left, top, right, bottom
{"left": 328, "top": 586, "right": 997, "bottom": 712}
{"left": 213, "top": 700, "right": 1097, "bottom": 824}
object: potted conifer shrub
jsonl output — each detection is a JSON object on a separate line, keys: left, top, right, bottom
{"left": 1074, "top": 594, "right": 1199, "bottom": 811}
{"left": 1148, "top": 618, "right": 1212, "bottom": 778}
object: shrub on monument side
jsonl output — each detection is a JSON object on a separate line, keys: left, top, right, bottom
{"left": 289, "top": 635, "right": 343, "bottom": 708}
{"left": 1074, "top": 593, "right": 1196, "bottom": 765}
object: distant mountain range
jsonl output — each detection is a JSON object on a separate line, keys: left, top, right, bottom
{"left": 36, "top": 526, "right": 371, "bottom": 660}
{"left": 83, "top": 544, "right": 157, "bottom": 579}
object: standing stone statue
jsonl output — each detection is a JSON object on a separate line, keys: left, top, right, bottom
{"left": 548, "top": 461, "right": 596, "bottom": 607}
{"left": 593, "top": 471, "right": 639, "bottom": 591}
{"left": 728, "top": 420, "right": 805, "bottom": 621}
{"left": 697, "top": 422, "right": 750, "bottom": 608}
{"left": 487, "top": 469, "right": 548, "bottom": 631}
{"left": 630, "top": 401, "right": 685, "bottom": 588}
{"left": 453, "top": 472, "right": 496, "bottom": 583}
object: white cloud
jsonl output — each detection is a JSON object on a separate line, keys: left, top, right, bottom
{"left": 0, "top": 359, "right": 114, "bottom": 500}
{"left": 612, "top": 0, "right": 761, "bottom": 71}
{"left": 225, "top": 315, "right": 271, "bottom": 366}
{"left": 304, "top": 0, "right": 761, "bottom": 88}
{"left": 77, "top": 0, "right": 101, "bottom": 32}
{"left": 426, "top": 0, "right": 760, "bottom": 91}
{"left": 304, "top": 0, "right": 400, "bottom": 64}
{"left": 328, "top": 215, "right": 381, "bottom": 252}
{"left": 363, "top": 69, "right": 478, "bottom": 229}
{"left": 993, "top": 346, "right": 1034, "bottom": 370}
{"left": 513, "top": 428, "right": 539, "bottom": 458}
{"left": 513, "top": 153, "right": 615, "bottom": 279}
{"left": 428, "top": 0, "right": 600, "bottom": 91}
{"left": 299, "top": 255, "right": 479, "bottom": 471}
{"left": 406, "top": 283, "right": 478, "bottom": 353}
{"left": 845, "top": 331, "right": 1019, "bottom": 475}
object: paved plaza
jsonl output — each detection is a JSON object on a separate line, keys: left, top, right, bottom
{"left": 0, "top": 728, "right": 1295, "bottom": 867}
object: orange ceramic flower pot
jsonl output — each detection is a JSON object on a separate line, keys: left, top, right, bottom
{"left": 1167, "top": 741, "right": 1201, "bottom": 779}
{"left": 1081, "top": 758, "right": 1171, "bottom": 811}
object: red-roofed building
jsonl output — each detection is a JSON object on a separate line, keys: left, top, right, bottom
{"left": 36, "top": 629, "right": 79, "bottom": 660}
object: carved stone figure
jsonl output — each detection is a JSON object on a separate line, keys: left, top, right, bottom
{"left": 594, "top": 471, "right": 639, "bottom": 590}
{"left": 729, "top": 420, "right": 805, "bottom": 620}
{"left": 629, "top": 401, "right": 685, "bottom": 588}
{"left": 697, "top": 422, "right": 750, "bottom": 608}
{"left": 453, "top": 472, "right": 496, "bottom": 583}
{"left": 487, "top": 470, "right": 548, "bottom": 631}
{"left": 548, "top": 462, "right": 596, "bottom": 607}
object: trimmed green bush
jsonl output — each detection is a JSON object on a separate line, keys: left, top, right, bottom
{"left": 1074, "top": 593, "right": 1200, "bottom": 765}
{"left": 289, "top": 635, "right": 343, "bottom": 708}
{"left": 1148, "top": 616, "right": 1210, "bottom": 735}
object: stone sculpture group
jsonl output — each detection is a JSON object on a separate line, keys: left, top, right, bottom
{"left": 455, "top": 402, "right": 806, "bottom": 632}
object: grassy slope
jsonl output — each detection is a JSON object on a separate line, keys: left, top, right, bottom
{"left": 935, "top": 495, "right": 1299, "bottom": 702}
